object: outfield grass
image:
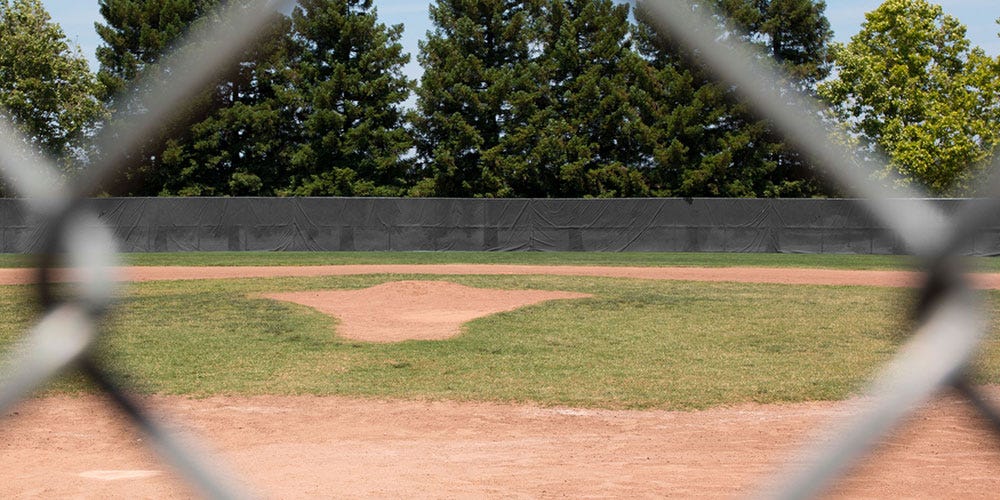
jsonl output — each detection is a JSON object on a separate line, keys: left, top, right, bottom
{"left": 2, "top": 250, "right": 998, "bottom": 271}
{"left": 4, "top": 271, "right": 998, "bottom": 410}
{"left": 3, "top": 251, "right": 999, "bottom": 409}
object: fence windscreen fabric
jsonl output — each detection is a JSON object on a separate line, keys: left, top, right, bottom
{"left": 0, "top": 197, "right": 994, "bottom": 255}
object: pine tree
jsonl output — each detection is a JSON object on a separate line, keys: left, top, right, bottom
{"left": 95, "top": 0, "right": 217, "bottom": 194}
{"left": 286, "top": 0, "right": 413, "bottom": 196}
{"left": 95, "top": 0, "right": 210, "bottom": 102}
{"left": 635, "top": 0, "right": 832, "bottom": 197}
{"left": 491, "top": 0, "right": 650, "bottom": 198}
{"left": 411, "top": 0, "right": 539, "bottom": 197}
{"left": 157, "top": 11, "right": 297, "bottom": 196}
{"left": 96, "top": 0, "right": 300, "bottom": 196}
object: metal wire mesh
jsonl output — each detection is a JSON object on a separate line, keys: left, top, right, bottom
{"left": 0, "top": 1, "right": 295, "bottom": 497}
{"left": 0, "top": 0, "right": 996, "bottom": 498}
{"left": 636, "top": 2, "right": 1000, "bottom": 498}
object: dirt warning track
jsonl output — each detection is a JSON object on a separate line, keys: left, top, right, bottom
{"left": 5, "top": 263, "right": 1000, "bottom": 288}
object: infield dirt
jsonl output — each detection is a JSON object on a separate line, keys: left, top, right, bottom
{"left": 4, "top": 391, "right": 1000, "bottom": 498}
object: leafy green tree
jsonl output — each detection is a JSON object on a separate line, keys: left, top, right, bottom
{"left": 286, "top": 0, "right": 413, "bottom": 196}
{"left": 0, "top": 0, "right": 101, "bottom": 165}
{"left": 489, "top": 0, "right": 650, "bottom": 198}
{"left": 818, "top": 0, "right": 1000, "bottom": 195}
{"left": 411, "top": 0, "right": 539, "bottom": 197}
{"left": 635, "top": 0, "right": 832, "bottom": 197}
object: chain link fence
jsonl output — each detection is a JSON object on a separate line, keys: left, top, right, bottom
{"left": 0, "top": 0, "right": 997, "bottom": 498}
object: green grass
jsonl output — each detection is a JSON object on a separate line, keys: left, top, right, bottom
{"left": 3, "top": 251, "right": 999, "bottom": 409}
{"left": 0, "top": 250, "right": 935, "bottom": 270}
{"left": 6, "top": 272, "right": 997, "bottom": 410}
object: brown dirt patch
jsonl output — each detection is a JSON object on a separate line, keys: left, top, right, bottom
{"left": 5, "top": 263, "right": 1000, "bottom": 289}
{"left": 7, "top": 263, "right": 1000, "bottom": 288}
{"left": 260, "top": 280, "right": 591, "bottom": 342}
{"left": 3, "top": 391, "right": 1000, "bottom": 498}
{"left": 0, "top": 264, "right": 1000, "bottom": 290}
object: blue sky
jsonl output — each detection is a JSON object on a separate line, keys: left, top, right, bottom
{"left": 44, "top": 0, "right": 1000, "bottom": 78}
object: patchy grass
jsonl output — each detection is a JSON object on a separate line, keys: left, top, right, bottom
{"left": 9, "top": 272, "right": 995, "bottom": 410}
{"left": 4, "top": 249, "right": 1000, "bottom": 271}
{"left": 4, "top": 249, "right": 998, "bottom": 271}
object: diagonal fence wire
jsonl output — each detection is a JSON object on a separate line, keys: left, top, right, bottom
{"left": 0, "top": 0, "right": 294, "bottom": 498}
{"left": 0, "top": 0, "right": 998, "bottom": 498}
{"left": 636, "top": 1, "right": 1000, "bottom": 498}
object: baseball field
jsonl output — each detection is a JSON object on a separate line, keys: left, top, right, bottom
{"left": 2, "top": 251, "right": 1000, "bottom": 497}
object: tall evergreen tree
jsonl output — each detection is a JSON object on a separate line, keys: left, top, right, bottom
{"left": 157, "top": 11, "right": 297, "bottom": 196}
{"left": 490, "top": 0, "right": 650, "bottom": 197}
{"left": 411, "top": 0, "right": 538, "bottom": 197}
{"left": 96, "top": 0, "right": 300, "bottom": 196}
{"left": 635, "top": 0, "right": 832, "bottom": 197}
{"left": 95, "top": 0, "right": 209, "bottom": 102}
{"left": 95, "top": 0, "right": 216, "bottom": 194}
{"left": 286, "top": 0, "right": 413, "bottom": 196}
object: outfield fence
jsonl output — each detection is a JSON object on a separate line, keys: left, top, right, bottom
{"left": 0, "top": 0, "right": 998, "bottom": 498}
{"left": 4, "top": 197, "right": 1000, "bottom": 255}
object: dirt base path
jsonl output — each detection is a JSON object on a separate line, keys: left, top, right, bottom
{"left": 3, "top": 391, "right": 1000, "bottom": 498}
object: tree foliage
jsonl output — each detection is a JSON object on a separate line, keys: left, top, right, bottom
{"left": 818, "top": 0, "right": 1000, "bottom": 195}
{"left": 410, "top": 0, "right": 539, "bottom": 197}
{"left": 491, "top": 0, "right": 650, "bottom": 198}
{"left": 96, "top": 0, "right": 412, "bottom": 197}
{"left": 0, "top": 0, "right": 101, "bottom": 164}
{"left": 634, "top": 0, "right": 832, "bottom": 197}
{"left": 95, "top": 0, "right": 217, "bottom": 194}
{"left": 95, "top": 0, "right": 209, "bottom": 102}
{"left": 286, "top": 0, "right": 413, "bottom": 196}
{"left": 22, "top": 0, "right": 942, "bottom": 199}
{"left": 23, "top": 0, "right": 999, "bottom": 200}
{"left": 157, "top": 10, "right": 297, "bottom": 196}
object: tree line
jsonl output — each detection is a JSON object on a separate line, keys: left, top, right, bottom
{"left": 0, "top": 0, "right": 997, "bottom": 198}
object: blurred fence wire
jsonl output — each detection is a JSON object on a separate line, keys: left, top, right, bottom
{"left": 637, "top": 1, "right": 1000, "bottom": 498}
{"left": 0, "top": 0, "right": 295, "bottom": 498}
{"left": 0, "top": 0, "right": 997, "bottom": 498}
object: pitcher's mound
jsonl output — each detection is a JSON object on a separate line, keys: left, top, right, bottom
{"left": 261, "top": 281, "right": 591, "bottom": 343}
